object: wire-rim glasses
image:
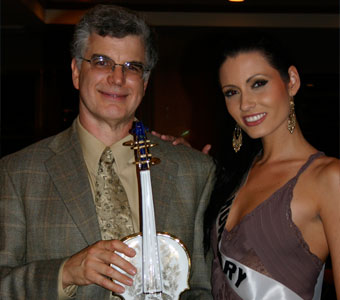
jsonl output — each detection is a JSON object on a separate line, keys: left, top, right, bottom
{"left": 80, "top": 55, "right": 149, "bottom": 79}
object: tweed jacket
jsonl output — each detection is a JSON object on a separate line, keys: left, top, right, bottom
{"left": 0, "top": 121, "right": 215, "bottom": 300}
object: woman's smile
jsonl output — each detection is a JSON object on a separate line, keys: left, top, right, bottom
{"left": 243, "top": 112, "right": 267, "bottom": 126}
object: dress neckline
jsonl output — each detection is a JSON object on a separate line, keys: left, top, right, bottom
{"left": 224, "top": 151, "right": 323, "bottom": 234}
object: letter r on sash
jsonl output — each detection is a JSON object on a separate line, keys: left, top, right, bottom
{"left": 223, "top": 261, "right": 237, "bottom": 280}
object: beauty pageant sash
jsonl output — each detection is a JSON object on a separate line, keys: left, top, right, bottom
{"left": 220, "top": 252, "right": 325, "bottom": 300}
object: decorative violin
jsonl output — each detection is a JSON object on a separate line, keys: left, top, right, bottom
{"left": 112, "top": 121, "right": 190, "bottom": 300}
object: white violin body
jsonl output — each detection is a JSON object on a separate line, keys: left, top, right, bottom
{"left": 115, "top": 232, "right": 190, "bottom": 299}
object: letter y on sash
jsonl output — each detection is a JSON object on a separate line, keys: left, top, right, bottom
{"left": 235, "top": 267, "right": 247, "bottom": 287}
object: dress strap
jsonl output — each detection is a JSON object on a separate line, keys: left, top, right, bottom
{"left": 295, "top": 151, "right": 324, "bottom": 179}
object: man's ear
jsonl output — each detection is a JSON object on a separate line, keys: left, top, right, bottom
{"left": 71, "top": 58, "right": 80, "bottom": 90}
{"left": 287, "top": 65, "right": 300, "bottom": 97}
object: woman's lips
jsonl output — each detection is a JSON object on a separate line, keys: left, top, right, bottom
{"left": 243, "top": 112, "right": 267, "bottom": 126}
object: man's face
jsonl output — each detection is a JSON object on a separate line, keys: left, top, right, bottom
{"left": 72, "top": 33, "right": 148, "bottom": 130}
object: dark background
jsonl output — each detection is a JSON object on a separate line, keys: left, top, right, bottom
{"left": 1, "top": 0, "right": 339, "bottom": 297}
{"left": 1, "top": 0, "right": 339, "bottom": 160}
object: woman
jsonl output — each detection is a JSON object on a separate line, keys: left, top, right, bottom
{"left": 203, "top": 35, "right": 340, "bottom": 299}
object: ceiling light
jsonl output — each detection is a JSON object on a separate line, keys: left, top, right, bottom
{"left": 228, "top": 0, "right": 245, "bottom": 2}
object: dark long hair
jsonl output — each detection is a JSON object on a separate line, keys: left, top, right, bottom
{"left": 203, "top": 33, "right": 296, "bottom": 254}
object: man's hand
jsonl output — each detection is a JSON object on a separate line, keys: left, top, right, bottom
{"left": 62, "top": 240, "right": 136, "bottom": 294}
{"left": 151, "top": 131, "right": 211, "bottom": 155}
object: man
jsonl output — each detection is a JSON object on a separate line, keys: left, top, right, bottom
{"left": 0, "top": 6, "right": 214, "bottom": 299}
{"left": 0, "top": 5, "right": 215, "bottom": 300}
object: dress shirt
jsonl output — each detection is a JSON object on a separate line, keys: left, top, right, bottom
{"left": 58, "top": 117, "right": 140, "bottom": 299}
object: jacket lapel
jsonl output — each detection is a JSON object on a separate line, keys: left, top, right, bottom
{"left": 45, "top": 124, "right": 101, "bottom": 246}
{"left": 148, "top": 137, "right": 179, "bottom": 232}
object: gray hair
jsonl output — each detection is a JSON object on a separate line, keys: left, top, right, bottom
{"left": 71, "top": 4, "right": 158, "bottom": 79}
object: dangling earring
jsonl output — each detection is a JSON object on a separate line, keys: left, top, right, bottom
{"left": 232, "top": 124, "right": 242, "bottom": 153}
{"left": 287, "top": 98, "right": 296, "bottom": 134}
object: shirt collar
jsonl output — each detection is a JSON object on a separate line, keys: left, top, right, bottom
{"left": 76, "top": 117, "right": 135, "bottom": 176}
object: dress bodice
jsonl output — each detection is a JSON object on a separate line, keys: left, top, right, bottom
{"left": 211, "top": 152, "right": 325, "bottom": 300}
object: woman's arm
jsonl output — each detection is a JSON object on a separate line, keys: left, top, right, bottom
{"left": 318, "top": 158, "right": 340, "bottom": 297}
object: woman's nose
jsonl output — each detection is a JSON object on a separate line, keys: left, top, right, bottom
{"left": 240, "top": 94, "right": 256, "bottom": 111}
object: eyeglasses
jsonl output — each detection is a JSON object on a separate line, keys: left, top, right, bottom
{"left": 80, "top": 55, "right": 149, "bottom": 79}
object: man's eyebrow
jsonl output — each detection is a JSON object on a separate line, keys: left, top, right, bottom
{"left": 128, "top": 60, "right": 145, "bottom": 65}
{"left": 91, "top": 53, "right": 111, "bottom": 59}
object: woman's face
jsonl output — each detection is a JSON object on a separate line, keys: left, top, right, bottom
{"left": 219, "top": 51, "right": 299, "bottom": 139}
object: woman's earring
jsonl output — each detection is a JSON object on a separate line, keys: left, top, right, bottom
{"left": 232, "top": 124, "right": 242, "bottom": 152}
{"left": 288, "top": 98, "right": 296, "bottom": 134}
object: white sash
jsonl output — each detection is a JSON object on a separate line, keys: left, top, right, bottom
{"left": 220, "top": 252, "right": 325, "bottom": 300}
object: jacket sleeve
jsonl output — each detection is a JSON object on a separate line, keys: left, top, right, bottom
{"left": 181, "top": 158, "right": 216, "bottom": 300}
{"left": 0, "top": 159, "right": 62, "bottom": 300}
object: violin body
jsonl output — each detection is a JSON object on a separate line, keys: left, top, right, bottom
{"left": 113, "top": 232, "right": 190, "bottom": 299}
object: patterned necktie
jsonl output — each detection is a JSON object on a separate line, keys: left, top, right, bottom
{"left": 94, "top": 147, "right": 134, "bottom": 240}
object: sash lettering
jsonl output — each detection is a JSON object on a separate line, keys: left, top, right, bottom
{"left": 219, "top": 251, "right": 324, "bottom": 300}
{"left": 223, "top": 260, "right": 247, "bottom": 288}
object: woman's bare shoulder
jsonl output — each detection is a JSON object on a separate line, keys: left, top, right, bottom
{"left": 307, "top": 155, "right": 339, "bottom": 204}
{"left": 312, "top": 155, "right": 339, "bottom": 184}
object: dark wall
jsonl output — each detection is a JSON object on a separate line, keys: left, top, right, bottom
{"left": 151, "top": 26, "right": 339, "bottom": 162}
{"left": 1, "top": 22, "right": 339, "bottom": 159}
{"left": 0, "top": 7, "right": 338, "bottom": 299}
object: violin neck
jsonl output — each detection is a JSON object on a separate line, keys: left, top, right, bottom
{"left": 140, "top": 170, "right": 162, "bottom": 294}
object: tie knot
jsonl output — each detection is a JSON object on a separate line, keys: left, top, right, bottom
{"left": 100, "top": 147, "right": 115, "bottom": 164}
